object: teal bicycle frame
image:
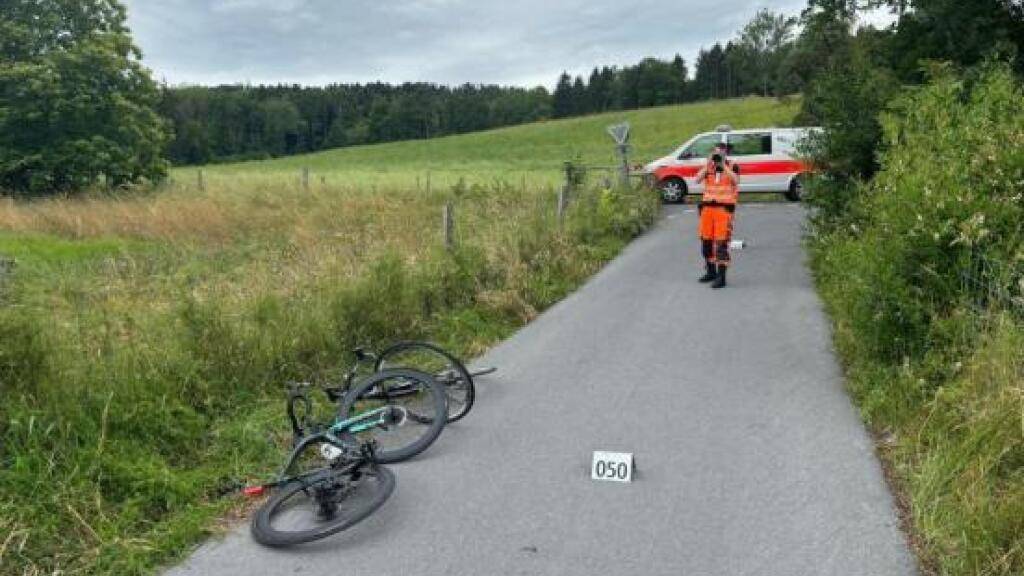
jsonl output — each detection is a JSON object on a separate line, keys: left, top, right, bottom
{"left": 270, "top": 405, "right": 397, "bottom": 489}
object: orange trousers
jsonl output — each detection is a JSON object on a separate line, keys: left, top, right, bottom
{"left": 698, "top": 205, "right": 734, "bottom": 266}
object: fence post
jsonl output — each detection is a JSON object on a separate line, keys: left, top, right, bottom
{"left": 557, "top": 185, "right": 568, "bottom": 224}
{"left": 302, "top": 168, "right": 310, "bottom": 190}
{"left": 443, "top": 201, "right": 454, "bottom": 250}
{"left": 0, "top": 256, "right": 15, "bottom": 288}
{"left": 197, "top": 169, "right": 205, "bottom": 192}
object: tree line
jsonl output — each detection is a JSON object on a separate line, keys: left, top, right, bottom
{"left": 551, "top": 10, "right": 799, "bottom": 117}
{"left": 794, "top": 0, "right": 1024, "bottom": 185}
{"left": 0, "top": 1, "right": 818, "bottom": 193}
{"left": 4, "top": 0, "right": 1021, "bottom": 195}
{"left": 160, "top": 83, "right": 551, "bottom": 166}
{"left": 163, "top": 8, "right": 801, "bottom": 166}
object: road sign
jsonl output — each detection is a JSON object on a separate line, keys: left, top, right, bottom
{"left": 591, "top": 451, "right": 634, "bottom": 483}
{"left": 606, "top": 122, "right": 630, "bottom": 145}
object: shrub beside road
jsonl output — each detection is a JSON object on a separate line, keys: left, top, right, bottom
{"left": 808, "top": 67, "right": 1024, "bottom": 576}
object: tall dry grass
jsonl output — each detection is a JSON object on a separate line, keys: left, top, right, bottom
{"left": 0, "top": 174, "right": 658, "bottom": 576}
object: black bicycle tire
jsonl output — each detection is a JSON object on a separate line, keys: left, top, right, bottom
{"left": 340, "top": 368, "right": 447, "bottom": 464}
{"left": 251, "top": 464, "right": 395, "bottom": 547}
{"left": 374, "top": 341, "right": 476, "bottom": 423}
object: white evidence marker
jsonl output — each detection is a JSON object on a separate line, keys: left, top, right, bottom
{"left": 591, "top": 451, "right": 634, "bottom": 483}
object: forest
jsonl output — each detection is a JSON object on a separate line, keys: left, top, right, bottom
{"left": 159, "top": 9, "right": 801, "bottom": 166}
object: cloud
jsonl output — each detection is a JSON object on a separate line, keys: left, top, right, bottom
{"left": 123, "top": 0, "right": 810, "bottom": 88}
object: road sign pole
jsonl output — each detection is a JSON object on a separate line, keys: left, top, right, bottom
{"left": 607, "top": 122, "right": 632, "bottom": 189}
{"left": 617, "top": 144, "right": 631, "bottom": 188}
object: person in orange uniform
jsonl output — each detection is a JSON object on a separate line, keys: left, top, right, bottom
{"left": 694, "top": 142, "right": 740, "bottom": 289}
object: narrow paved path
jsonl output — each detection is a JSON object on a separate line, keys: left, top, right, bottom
{"left": 168, "top": 204, "right": 916, "bottom": 576}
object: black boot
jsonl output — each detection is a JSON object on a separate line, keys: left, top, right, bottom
{"left": 698, "top": 261, "right": 717, "bottom": 283}
{"left": 711, "top": 265, "right": 727, "bottom": 289}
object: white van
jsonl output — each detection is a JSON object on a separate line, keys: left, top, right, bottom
{"left": 642, "top": 126, "right": 821, "bottom": 203}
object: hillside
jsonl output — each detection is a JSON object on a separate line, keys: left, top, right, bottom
{"left": 185, "top": 96, "right": 800, "bottom": 189}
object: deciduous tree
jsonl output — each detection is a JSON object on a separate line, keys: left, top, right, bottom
{"left": 0, "top": 0, "right": 169, "bottom": 195}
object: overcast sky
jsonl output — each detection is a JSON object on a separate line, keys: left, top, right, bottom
{"left": 123, "top": 0, "right": 892, "bottom": 89}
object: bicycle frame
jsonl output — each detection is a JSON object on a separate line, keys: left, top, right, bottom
{"left": 271, "top": 405, "right": 395, "bottom": 488}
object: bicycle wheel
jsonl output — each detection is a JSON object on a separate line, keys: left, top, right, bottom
{"left": 375, "top": 341, "right": 476, "bottom": 423}
{"left": 251, "top": 462, "right": 395, "bottom": 547}
{"left": 340, "top": 368, "right": 446, "bottom": 464}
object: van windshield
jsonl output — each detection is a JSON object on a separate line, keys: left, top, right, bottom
{"left": 679, "top": 134, "right": 721, "bottom": 159}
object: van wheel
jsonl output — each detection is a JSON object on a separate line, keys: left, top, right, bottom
{"left": 659, "top": 178, "right": 686, "bottom": 204}
{"left": 785, "top": 175, "right": 805, "bottom": 202}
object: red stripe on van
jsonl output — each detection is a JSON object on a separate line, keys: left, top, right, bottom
{"left": 655, "top": 160, "right": 809, "bottom": 182}
{"left": 735, "top": 160, "right": 806, "bottom": 175}
{"left": 655, "top": 165, "right": 701, "bottom": 179}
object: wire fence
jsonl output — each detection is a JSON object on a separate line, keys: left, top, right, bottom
{"left": 567, "top": 162, "right": 649, "bottom": 190}
{"left": 817, "top": 189, "right": 1024, "bottom": 362}
{"left": 426, "top": 157, "right": 661, "bottom": 254}
{"left": 181, "top": 160, "right": 651, "bottom": 196}
{"left": 183, "top": 166, "right": 574, "bottom": 195}
{"left": 958, "top": 250, "right": 1024, "bottom": 338}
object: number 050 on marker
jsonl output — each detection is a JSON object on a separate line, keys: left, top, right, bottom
{"left": 591, "top": 451, "right": 633, "bottom": 483}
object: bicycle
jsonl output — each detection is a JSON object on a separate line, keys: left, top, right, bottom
{"left": 372, "top": 341, "right": 496, "bottom": 423}
{"left": 245, "top": 364, "right": 447, "bottom": 547}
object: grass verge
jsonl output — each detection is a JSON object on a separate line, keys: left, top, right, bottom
{"left": 0, "top": 183, "right": 659, "bottom": 575}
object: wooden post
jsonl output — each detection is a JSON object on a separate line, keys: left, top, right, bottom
{"left": 302, "top": 168, "right": 310, "bottom": 190}
{"left": 557, "top": 185, "right": 568, "bottom": 224}
{"left": 443, "top": 201, "right": 454, "bottom": 250}
{"left": 197, "top": 169, "right": 205, "bottom": 192}
{"left": 0, "top": 256, "right": 15, "bottom": 287}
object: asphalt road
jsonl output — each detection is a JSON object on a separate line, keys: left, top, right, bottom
{"left": 167, "top": 204, "right": 917, "bottom": 576}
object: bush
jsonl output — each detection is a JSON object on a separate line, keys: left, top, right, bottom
{"left": 809, "top": 64, "right": 1024, "bottom": 575}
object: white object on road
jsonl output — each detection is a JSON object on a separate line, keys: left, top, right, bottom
{"left": 591, "top": 451, "right": 634, "bottom": 483}
{"left": 730, "top": 239, "right": 747, "bottom": 250}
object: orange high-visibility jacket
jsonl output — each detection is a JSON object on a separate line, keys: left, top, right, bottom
{"left": 702, "top": 162, "right": 739, "bottom": 205}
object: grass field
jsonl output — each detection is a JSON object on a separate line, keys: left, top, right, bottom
{"left": 0, "top": 96, "right": 798, "bottom": 575}
{"left": 185, "top": 96, "right": 801, "bottom": 190}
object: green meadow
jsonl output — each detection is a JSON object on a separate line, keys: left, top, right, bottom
{"left": 186, "top": 96, "right": 800, "bottom": 190}
{"left": 0, "top": 96, "right": 799, "bottom": 575}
